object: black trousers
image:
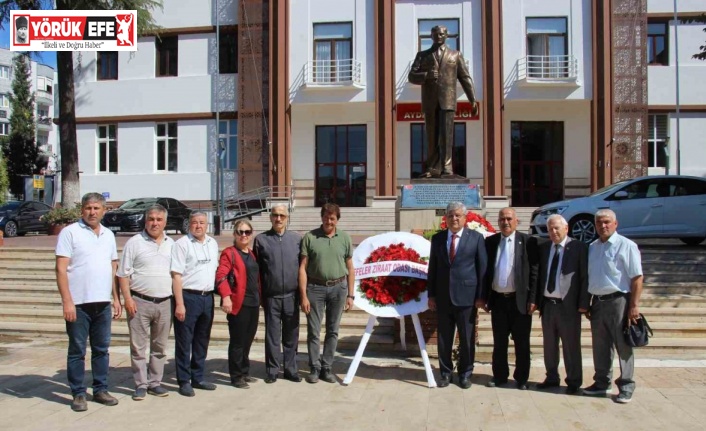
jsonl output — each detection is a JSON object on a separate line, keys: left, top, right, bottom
{"left": 490, "top": 292, "right": 532, "bottom": 384}
{"left": 264, "top": 295, "right": 300, "bottom": 377}
{"left": 437, "top": 305, "right": 476, "bottom": 379}
{"left": 173, "top": 292, "right": 214, "bottom": 385}
{"left": 226, "top": 305, "right": 259, "bottom": 380}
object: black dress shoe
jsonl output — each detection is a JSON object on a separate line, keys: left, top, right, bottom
{"left": 437, "top": 375, "right": 452, "bottom": 388}
{"left": 243, "top": 376, "right": 257, "bottom": 383}
{"left": 232, "top": 377, "right": 250, "bottom": 389}
{"left": 459, "top": 377, "right": 472, "bottom": 389}
{"left": 517, "top": 382, "right": 529, "bottom": 390}
{"left": 283, "top": 373, "right": 302, "bottom": 383}
{"left": 319, "top": 369, "right": 336, "bottom": 384}
{"left": 264, "top": 375, "right": 277, "bottom": 384}
{"left": 536, "top": 380, "right": 561, "bottom": 390}
{"left": 566, "top": 385, "right": 582, "bottom": 395}
{"left": 486, "top": 378, "right": 508, "bottom": 388}
{"left": 193, "top": 381, "right": 217, "bottom": 391}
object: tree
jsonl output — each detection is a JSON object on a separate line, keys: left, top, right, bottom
{"left": 691, "top": 14, "right": 706, "bottom": 61}
{"left": 3, "top": 53, "right": 37, "bottom": 198}
{"left": 1, "top": 0, "right": 162, "bottom": 206}
{"left": 0, "top": 152, "right": 9, "bottom": 204}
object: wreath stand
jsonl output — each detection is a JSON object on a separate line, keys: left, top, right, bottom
{"left": 342, "top": 313, "right": 437, "bottom": 388}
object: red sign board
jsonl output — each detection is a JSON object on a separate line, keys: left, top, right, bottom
{"left": 396, "top": 102, "right": 480, "bottom": 122}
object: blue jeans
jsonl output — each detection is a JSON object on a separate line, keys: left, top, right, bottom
{"left": 65, "top": 302, "right": 112, "bottom": 396}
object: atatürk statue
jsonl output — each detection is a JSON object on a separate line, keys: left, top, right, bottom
{"left": 408, "top": 25, "right": 479, "bottom": 179}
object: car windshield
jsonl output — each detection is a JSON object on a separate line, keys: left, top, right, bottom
{"left": 586, "top": 180, "right": 630, "bottom": 197}
{"left": 0, "top": 202, "right": 21, "bottom": 212}
{"left": 118, "top": 198, "right": 159, "bottom": 210}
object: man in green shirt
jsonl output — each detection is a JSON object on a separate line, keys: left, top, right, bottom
{"left": 299, "top": 203, "right": 355, "bottom": 384}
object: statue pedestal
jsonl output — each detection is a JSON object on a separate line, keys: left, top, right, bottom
{"left": 482, "top": 195, "right": 511, "bottom": 214}
{"left": 399, "top": 178, "right": 482, "bottom": 232}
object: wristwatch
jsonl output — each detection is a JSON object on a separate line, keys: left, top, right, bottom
{"left": 347, "top": 295, "right": 355, "bottom": 300}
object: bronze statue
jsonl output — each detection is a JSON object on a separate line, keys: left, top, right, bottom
{"left": 408, "top": 25, "right": 479, "bottom": 178}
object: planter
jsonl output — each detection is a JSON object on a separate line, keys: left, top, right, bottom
{"left": 48, "top": 223, "right": 67, "bottom": 236}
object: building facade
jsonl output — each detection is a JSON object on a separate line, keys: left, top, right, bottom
{"left": 73, "top": 0, "right": 706, "bottom": 207}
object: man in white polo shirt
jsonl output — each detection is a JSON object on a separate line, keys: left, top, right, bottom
{"left": 171, "top": 211, "right": 220, "bottom": 397}
{"left": 56, "top": 193, "right": 122, "bottom": 412}
{"left": 584, "top": 209, "right": 643, "bottom": 404}
{"left": 118, "top": 204, "right": 174, "bottom": 401}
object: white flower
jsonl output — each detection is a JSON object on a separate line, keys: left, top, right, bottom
{"left": 467, "top": 221, "right": 486, "bottom": 233}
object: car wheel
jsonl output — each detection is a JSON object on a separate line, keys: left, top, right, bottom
{"left": 679, "top": 237, "right": 705, "bottom": 246}
{"left": 569, "top": 216, "right": 597, "bottom": 244}
{"left": 180, "top": 218, "right": 189, "bottom": 234}
{"left": 3, "top": 220, "right": 18, "bottom": 237}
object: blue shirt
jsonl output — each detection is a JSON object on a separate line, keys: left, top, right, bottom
{"left": 588, "top": 233, "right": 642, "bottom": 295}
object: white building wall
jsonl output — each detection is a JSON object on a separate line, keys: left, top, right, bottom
{"left": 669, "top": 113, "right": 706, "bottom": 178}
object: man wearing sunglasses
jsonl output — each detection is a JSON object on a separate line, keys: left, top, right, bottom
{"left": 171, "top": 212, "right": 220, "bottom": 397}
{"left": 253, "top": 204, "right": 302, "bottom": 383}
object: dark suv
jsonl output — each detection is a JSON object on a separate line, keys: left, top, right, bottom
{"left": 102, "top": 197, "right": 192, "bottom": 234}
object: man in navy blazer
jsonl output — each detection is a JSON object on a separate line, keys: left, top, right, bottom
{"left": 427, "top": 202, "right": 487, "bottom": 389}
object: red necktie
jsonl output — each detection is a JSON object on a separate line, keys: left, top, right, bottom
{"left": 449, "top": 234, "right": 457, "bottom": 263}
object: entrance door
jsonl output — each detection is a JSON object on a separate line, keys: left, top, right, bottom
{"left": 511, "top": 121, "right": 564, "bottom": 206}
{"left": 315, "top": 125, "right": 367, "bottom": 207}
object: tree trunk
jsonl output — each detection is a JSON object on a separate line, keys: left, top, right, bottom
{"left": 57, "top": 50, "right": 80, "bottom": 207}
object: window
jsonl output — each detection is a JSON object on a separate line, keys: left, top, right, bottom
{"left": 37, "top": 76, "right": 53, "bottom": 94}
{"left": 618, "top": 178, "right": 663, "bottom": 200}
{"left": 156, "top": 122, "right": 178, "bottom": 172}
{"left": 647, "top": 21, "right": 668, "bottom": 65}
{"left": 648, "top": 114, "right": 668, "bottom": 168}
{"left": 37, "top": 108, "right": 49, "bottom": 118}
{"left": 0, "top": 94, "right": 8, "bottom": 108}
{"left": 219, "top": 30, "right": 238, "bottom": 74}
{"left": 97, "top": 125, "right": 118, "bottom": 173}
{"left": 156, "top": 36, "right": 178, "bottom": 77}
{"left": 418, "top": 19, "right": 459, "bottom": 51}
{"left": 97, "top": 51, "right": 118, "bottom": 80}
{"left": 0, "top": 123, "right": 8, "bottom": 135}
{"left": 410, "top": 123, "right": 466, "bottom": 178}
{"left": 219, "top": 119, "right": 238, "bottom": 170}
{"left": 0, "top": 65, "right": 9, "bottom": 79}
{"left": 313, "top": 22, "right": 353, "bottom": 83}
{"left": 526, "top": 17, "right": 568, "bottom": 78}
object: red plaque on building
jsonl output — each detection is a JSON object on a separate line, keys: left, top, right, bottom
{"left": 396, "top": 102, "right": 480, "bottom": 122}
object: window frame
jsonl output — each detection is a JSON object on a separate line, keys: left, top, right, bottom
{"left": 155, "top": 36, "right": 179, "bottom": 77}
{"left": 647, "top": 20, "right": 669, "bottom": 66}
{"left": 0, "top": 94, "right": 9, "bottom": 108}
{"left": 97, "top": 51, "right": 119, "bottom": 80}
{"left": 97, "top": 124, "right": 118, "bottom": 174}
{"left": 647, "top": 113, "right": 668, "bottom": 168}
{"left": 156, "top": 122, "right": 178, "bottom": 172}
{"left": 0, "top": 65, "right": 10, "bottom": 79}
{"left": 219, "top": 29, "right": 238, "bottom": 74}
{"left": 525, "top": 17, "right": 569, "bottom": 78}
{"left": 417, "top": 18, "right": 460, "bottom": 51}
{"left": 218, "top": 119, "right": 238, "bottom": 170}
{"left": 312, "top": 21, "right": 353, "bottom": 83}
{"left": 0, "top": 122, "right": 9, "bottom": 135}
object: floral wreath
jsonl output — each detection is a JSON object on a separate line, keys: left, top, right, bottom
{"left": 440, "top": 211, "right": 496, "bottom": 237}
{"left": 358, "top": 243, "right": 428, "bottom": 307}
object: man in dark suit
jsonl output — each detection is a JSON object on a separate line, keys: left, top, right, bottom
{"left": 408, "top": 25, "right": 478, "bottom": 178}
{"left": 427, "top": 202, "right": 487, "bottom": 389}
{"left": 481, "top": 208, "right": 538, "bottom": 390}
{"left": 536, "top": 214, "right": 589, "bottom": 395}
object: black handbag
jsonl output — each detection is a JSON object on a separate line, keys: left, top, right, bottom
{"left": 624, "top": 314, "right": 653, "bottom": 347}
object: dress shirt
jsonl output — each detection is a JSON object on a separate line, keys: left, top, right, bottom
{"left": 117, "top": 231, "right": 174, "bottom": 298}
{"left": 171, "top": 234, "right": 219, "bottom": 292}
{"left": 447, "top": 227, "right": 464, "bottom": 257}
{"left": 588, "top": 233, "right": 642, "bottom": 295}
{"left": 493, "top": 231, "right": 516, "bottom": 293}
{"left": 544, "top": 236, "right": 568, "bottom": 299}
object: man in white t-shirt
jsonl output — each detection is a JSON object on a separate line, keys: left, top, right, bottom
{"left": 171, "top": 212, "right": 219, "bottom": 397}
{"left": 55, "top": 193, "right": 121, "bottom": 412}
{"left": 118, "top": 204, "right": 174, "bottom": 401}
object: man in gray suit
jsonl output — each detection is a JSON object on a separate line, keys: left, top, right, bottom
{"left": 536, "top": 214, "right": 589, "bottom": 395}
{"left": 427, "top": 202, "right": 487, "bottom": 389}
{"left": 408, "top": 25, "right": 478, "bottom": 178}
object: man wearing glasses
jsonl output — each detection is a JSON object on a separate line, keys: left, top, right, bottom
{"left": 171, "top": 212, "right": 220, "bottom": 397}
{"left": 253, "top": 204, "right": 302, "bottom": 383}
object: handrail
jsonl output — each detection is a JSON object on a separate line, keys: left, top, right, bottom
{"left": 222, "top": 184, "right": 296, "bottom": 223}
{"left": 519, "top": 55, "right": 578, "bottom": 81}
{"left": 304, "top": 59, "right": 363, "bottom": 86}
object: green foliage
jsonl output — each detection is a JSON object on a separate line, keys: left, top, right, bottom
{"left": 0, "top": 152, "right": 9, "bottom": 205}
{"left": 683, "top": 14, "right": 706, "bottom": 61}
{"left": 2, "top": 54, "right": 37, "bottom": 198}
{"left": 40, "top": 204, "right": 81, "bottom": 225}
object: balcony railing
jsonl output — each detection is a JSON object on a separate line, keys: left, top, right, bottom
{"left": 36, "top": 116, "right": 53, "bottom": 129}
{"left": 304, "top": 59, "right": 363, "bottom": 88}
{"left": 36, "top": 89, "right": 53, "bottom": 102}
{"left": 518, "top": 55, "right": 578, "bottom": 84}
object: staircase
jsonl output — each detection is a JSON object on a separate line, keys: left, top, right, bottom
{"left": 1, "top": 240, "right": 705, "bottom": 360}
{"left": 248, "top": 206, "right": 397, "bottom": 236}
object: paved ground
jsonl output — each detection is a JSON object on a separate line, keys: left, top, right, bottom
{"left": 1, "top": 335, "right": 705, "bottom": 431}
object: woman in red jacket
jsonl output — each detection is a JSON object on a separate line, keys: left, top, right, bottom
{"left": 216, "top": 220, "right": 261, "bottom": 388}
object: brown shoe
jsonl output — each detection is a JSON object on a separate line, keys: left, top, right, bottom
{"left": 93, "top": 391, "right": 118, "bottom": 406}
{"left": 71, "top": 394, "right": 88, "bottom": 412}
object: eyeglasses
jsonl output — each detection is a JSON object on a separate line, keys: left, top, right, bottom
{"left": 271, "top": 213, "right": 287, "bottom": 219}
{"left": 236, "top": 230, "right": 253, "bottom": 236}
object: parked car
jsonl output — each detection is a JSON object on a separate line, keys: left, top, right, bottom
{"left": 530, "top": 175, "right": 706, "bottom": 245}
{"left": 0, "top": 201, "right": 52, "bottom": 237}
{"left": 102, "top": 197, "right": 192, "bottom": 234}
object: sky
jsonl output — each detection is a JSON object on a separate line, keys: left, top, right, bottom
{"left": 0, "top": 1, "right": 57, "bottom": 69}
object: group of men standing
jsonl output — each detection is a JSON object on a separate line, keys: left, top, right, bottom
{"left": 428, "top": 203, "right": 642, "bottom": 404}
{"left": 56, "top": 194, "right": 355, "bottom": 411}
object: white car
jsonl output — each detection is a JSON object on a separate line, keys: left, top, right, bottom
{"left": 529, "top": 175, "right": 706, "bottom": 245}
